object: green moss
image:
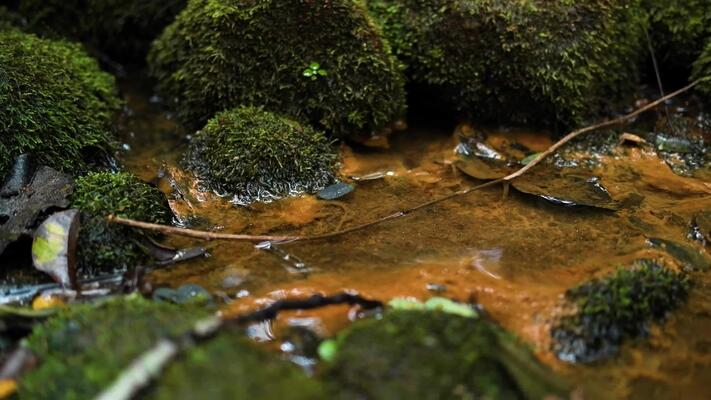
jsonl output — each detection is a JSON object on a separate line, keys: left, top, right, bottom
{"left": 17, "top": 0, "right": 186, "bottom": 62}
{"left": 19, "top": 295, "right": 209, "bottom": 400}
{"left": 643, "top": 0, "right": 711, "bottom": 77}
{"left": 692, "top": 39, "right": 711, "bottom": 98}
{"left": 71, "top": 172, "right": 172, "bottom": 277}
{"left": 551, "top": 260, "right": 691, "bottom": 363}
{"left": 148, "top": 333, "right": 328, "bottom": 400}
{"left": 367, "top": 0, "right": 647, "bottom": 127}
{"left": 148, "top": 0, "right": 406, "bottom": 139}
{"left": 0, "top": 30, "right": 120, "bottom": 179}
{"left": 323, "top": 309, "right": 568, "bottom": 400}
{"left": 186, "top": 107, "right": 338, "bottom": 204}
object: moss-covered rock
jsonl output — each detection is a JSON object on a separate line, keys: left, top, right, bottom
{"left": 71, "top": 172, "right": 172, "bottom": 277}
{"left": 322, "top": 309, "right": 568, "bottom": 400}
{"left": 17, "top": 0, "right": 186, "bottom": 62}
{"left": 148, "top": 333, "right": 328, "bottom": 400}
{"left": 148, "top": 0, "right": 406, "bottom": 139}
{"left": 367, "top": 0, "right": 647, "bottom": 127}
{"left": 0, "top": 30, "right": 120, "bottom": 179}
{"left": 692, "top": 39, "right": 711, "bottom": 98}
{"left": 185, "top": 107, "right": 338, "bottom": 204}
{"left": 551, "top": 260, "right": 691, "bottom": 363}
{"left": 644, "top": 0, "right": 711, "bottom": 78}
{"left": 19, "top": 295, "right": 209, "bottom": 399}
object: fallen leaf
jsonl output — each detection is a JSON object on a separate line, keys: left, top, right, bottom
{"left": 32, "top": 209, "right": 80, "bottom": 288}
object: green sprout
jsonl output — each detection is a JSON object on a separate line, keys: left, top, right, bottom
{"left": 303, "top": 62, "right": 327, "bottom": 80}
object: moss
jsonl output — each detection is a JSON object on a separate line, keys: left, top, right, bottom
{"left": 17, "top": 0, "right": 186, "bottom": 62}
{"left": 185, "top": 107, "right": 338, "bottom": 204}
{"left": 148, "top": 333, "right": 328, "bottom": 400}
{"left": 692, "top": 39, "right": 711, "bottom": 98}
{"left": 323, "top": 309, "right": 568, "bottom": 400}
{"left": 148, "top": 0, "right": 406, "bottom": 140}
{"left": 551, "top": 260, "right": 691, "bottom": 363}
{"left": 71, "top": 172, "right": 172, "bottom": 277}
{"left": 366, "top": 0, "right": 647, "bottom": 127}
{"left": 0, "top": 30, "right": 120, "bottom": 179}
{"left": 643, "top": 0, "right": 711, "bottom": 77}
{"left": 19, "top": 295, "right": 209, "bottom": 400}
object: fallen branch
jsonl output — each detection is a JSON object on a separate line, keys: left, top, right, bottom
{"left": 108, "top": 80, "right": 699, "bottom": 243}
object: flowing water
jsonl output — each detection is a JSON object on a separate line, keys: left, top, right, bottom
{"left": 119, "top": 76, "right": 711, "bottom": 399}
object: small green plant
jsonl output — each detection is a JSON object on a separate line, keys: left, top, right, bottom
{"left": 303, "top": 62, "right": 327, "bottom": 80}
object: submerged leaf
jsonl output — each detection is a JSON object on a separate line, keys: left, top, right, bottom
{"left": 32, "top": 209, "right": 80, "bottom": 288}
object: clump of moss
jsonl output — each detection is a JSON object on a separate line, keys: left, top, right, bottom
{"left": 643, "top": 0, "right": 711, "bottom": 78}
{"left": 17, "top": 0, "right": 186, "bottom": 62}
{"left": 71, "top": 172, "right": 172, "bottom": 277}
{"left": 20, "top": 295, "right": 209, "bottom": 399}
{"left": 185, "top": 107, "right": 338, "bottom": 204}
{"left": 551, "top": 260, "right": 691, "bottom": 363}
{"left": 148, "top": 333, "right": 328, "bottom": 400}
{"left": 322, "top": 309, "right": 568, "bottom": 400}
{"left": 148, "top": 0, "right": 406, "bottom": 139}
{"left": 367, "top": 0, "right": 647, "bottom": 127}
{"left": 0, "top": 30, "right": 120, "bottom": 179}
{"left": 692, "top": 39, "right": 711, "bottom": 98}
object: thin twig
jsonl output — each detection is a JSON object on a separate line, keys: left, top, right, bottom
{"left": 108, "top": 80, "right": 699, "bottom": 243}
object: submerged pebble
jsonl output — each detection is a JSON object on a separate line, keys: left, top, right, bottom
{"left": 317, "top": 182, "right": 355, "bottom": 200}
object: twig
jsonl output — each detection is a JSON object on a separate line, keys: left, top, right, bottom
{"left": 96, "top": 293, "right": 382, "bottom": 400}
{"left": 108, "top": 80, "right": 699, "bottom": 243}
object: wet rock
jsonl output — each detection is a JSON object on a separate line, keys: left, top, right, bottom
{"left": 551, "top": 260, "right": 690, "bottom": 363}
{"left": 0, "top": 166, "right": 73, "bottom": 255}
{"left": 323, "top": 306, "right": 569, "bottom": 399}
{"left": 690, "top": 212, "right": 711, "bottom": 246}
{"left": 0, "top": 155, "right": 33, "bottom": 198}
{"left": 317, "top": 183, "right": 354, "bottom": 200}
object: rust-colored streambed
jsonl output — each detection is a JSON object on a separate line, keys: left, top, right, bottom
{"left": 120, "top": 78, "right": 711, "bottom": 399}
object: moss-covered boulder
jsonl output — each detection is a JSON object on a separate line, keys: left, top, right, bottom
{"left": 0, "top": 30, "right": 120, "bottom": 179}
{"left": 322, "top": 307, "right": 569, "bottom": 400}
{"left": 367, "top": 0, "right": 647, "bottom": 127}
{"left": 17, "top": 0, "right": 186, "bottom": 62}
{"left": 19, "top": 296, "right": 209, "bottom": 399}
{"left": 551, "top": 260, "right": 691, "bottom": 363}
{"left": 148, "top": 0, "right": 406, "bottom": 139}
{"left": 644, "top": 0, "right": 711, "bottom": 78}
{"left": 71, "top": 172, "right": 172, "bottom": 277}
{"left": 185, "top": 107, "right": 338, "bottom": 204}
{"left": 692, "top": 39, "right": 711, "bottom": 98}
{"left": 148, "top": 333, "right": 328, "bottom": 400}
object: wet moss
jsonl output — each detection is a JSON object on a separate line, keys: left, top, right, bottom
{"left": 644, "top": 0, "right": 711, "bottom": 78}
{"left": 148, "top": 333, "right": 328, "bottom": 400}
{"left": 366, "top": 0, "right": 647, "bottom": 127}
{"left": 185, "top": 107, "right": 338, "bottom": 204}
{"left": 17, "top": 0, "right": 186, "bottom": 62}
{"left": 551, "top": 260, "right": 691, "bottom": 363}
{"left": 323, "top": 309, "right": 568, "bottom": 400}
{"left": 19, "top": 295, "right": 209, "bottom": 400}
{"left": 148, "top": 0, "right": 406, "bottom": 140}
{"left": 0, "top": 30, "right": 120, "bottom": 179}
{"left": 71, "top": 172, "right": 172, "bottom": 277}
{"left": 692, "top": 39, "right": 711, "bottom": 99}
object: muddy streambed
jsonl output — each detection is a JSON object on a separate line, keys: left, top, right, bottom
{"left": 118, "top": 77, "right": 711, "bottom": 399}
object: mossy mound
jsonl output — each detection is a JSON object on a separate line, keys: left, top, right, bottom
{"left": 19, "top": 296, "right": 209, "bottom": 399}
{"left": 0, "top": 30, "right": 120, "bottom": 179}
{"left": 692, "top": 39, "right": 711, "bottom": 98}
{"left": 17, "top": 0, "right": 186, "bottom": 62}
{"left": 148, "top": 333, "right": 328, "bottom": 400}
{"left": 644, "top": 0, "right": 711, "bottom": 78}
{"left": 367, "top": 0, "right": 647, "bottom": 127}
{"left": 148, "top": 0, "right": 406, "bottom": 139}
{"left": 185, "top": 107, "right": 338, "bottom": 204}
{"left": 551, "top": 260, "right": 691, "bottom": 363}
{"left": 71, "top": 172, "right": 172, "bottom": 277}
{"left": 322, "top": 309, "right": 568, "bottom": 400}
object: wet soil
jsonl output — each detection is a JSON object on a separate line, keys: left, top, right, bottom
{"left": 119, "top": 77, "right": 711, "bottom": 399}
